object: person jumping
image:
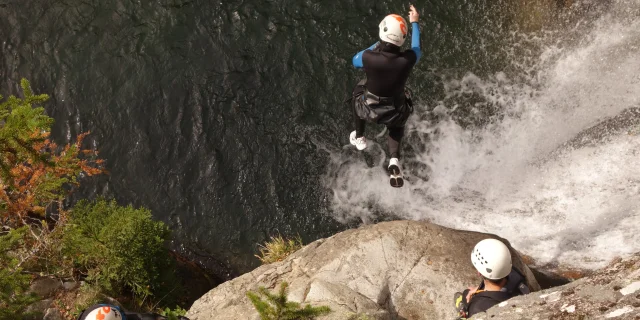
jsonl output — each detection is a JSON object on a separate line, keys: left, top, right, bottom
{"left": 349, "top": 4, "right": 421, "bottom": 188}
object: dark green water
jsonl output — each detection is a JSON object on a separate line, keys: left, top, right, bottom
{"left": 0, "top": 0, "right": 572, "bottom": 279}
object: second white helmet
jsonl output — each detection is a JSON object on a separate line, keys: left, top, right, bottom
{"left": 379, "top": 14, "right": 408, "bottom": 47}
{"left": 79, "top": 305, "right": 124, "bottom": 320}
{"left": 471, "top": 239, "right": 512, "bottom": 280}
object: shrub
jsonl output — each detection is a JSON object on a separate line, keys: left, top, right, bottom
{"left": 61, "top": 199, "right": 177, "bottom": 304}
{"left": 160, "top": 306, "right": 188, "bottom": 320}
{"left": 0, "top": 79, "right": 103, "bottom": 319}
{"left": 0, "top": 227, "right": 38, "bottom": 319}
{"left": 0, "top": 78, "right": 103, "bottom": 227}
{"left": 256, "top": 235, "right": 304, "bottom": 264}
{"left": 0, "top": 81, "right": 185, "bottom": 315}
{"left": 70, "top": 284, "right": 103, "bottom": 319}
{"left": 246, "top": 282, "right": 331, "bottom": 320}
{"left": 52, "top": 283, "right": 103, "bottom": 320}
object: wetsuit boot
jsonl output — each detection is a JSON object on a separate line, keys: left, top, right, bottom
{"left": 388, "top": 158, "right": 404, "bottom": 188}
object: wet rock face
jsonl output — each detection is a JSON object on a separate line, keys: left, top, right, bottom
{"left": 187, "top": 221, "right": 539, "bottom": 320}
{"left": 472, "top": 256, "right": 640, "bottom": 319}
{"left": 541, "top": 107, "right": 640, "bottom": 164}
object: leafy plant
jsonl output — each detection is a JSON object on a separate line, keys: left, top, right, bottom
{"left": 160, "top": 306, "right": 187, "bottom": 320}
{"left": 0, "top": 80, "right": 187, "bottom": 317}
{"left": 246, "top": 282, "right": 331, "bottom": 320}
{"left": 67, "top": 284, "right": 103, "bottom": 320}
{"left": 0, "top": 227, "right": 38, "bottom": 319}
{"left": 0, "top": 79, "right": 105, "bottom": 320}
{"left": 0, "top": 78, "right": 103, "bottom": 278}
{"left": 61, "top": 199, "right": 178, "bottom": 304}
{"left": 0, "top": 78, "right": 103, "bottom": 227}
{"left": 256, "top": 235, "right": 304, "bottom": 265}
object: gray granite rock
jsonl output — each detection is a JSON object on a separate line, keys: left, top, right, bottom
{"left": 29, "top": 277, "right": 61, "bottom": 298}
{"left": 23, "top": 299, "right": 52, "bottom": 320}
{"left": 62, "top": 281, "right": 80, "bottom": 291}
{"left": 187, "top": 220, "right": 539, "bottom": 320}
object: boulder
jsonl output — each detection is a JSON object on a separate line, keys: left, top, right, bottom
{"left": 29, "top": 277, "right": 62, "bottom": 298}
{"left": 471, "top": 255, "right": 640, "bottom": 319}
{"left": 23, "top": 299, "right": 53, "bottom": 320}
{"left": 62, "top": 281, "right": 80, "bottom": 291}
{"left": 187, "top": 220, "right": 539, "bottom": 320}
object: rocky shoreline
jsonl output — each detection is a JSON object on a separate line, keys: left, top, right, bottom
{"left": 187, "top": 220, "right": 540, "bottom": 319}
{"left": 186, "top": 220, "right": 639, "bottom": 319}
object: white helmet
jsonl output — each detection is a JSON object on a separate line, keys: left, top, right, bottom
{"left": 79, "top": 305, "right": 125, "bottom": 320}
{"left": 471, "top": 239, "right": 512, "bottom": 280}
{"left": 379, "top": 14, "right": 408, "bottom": 47}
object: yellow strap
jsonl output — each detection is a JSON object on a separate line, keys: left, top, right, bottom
{"left": 470, "top": 289, "right": 485, "bottom": 298}
{"left": 455, "top": 294, "right": 463, "bottom": 307}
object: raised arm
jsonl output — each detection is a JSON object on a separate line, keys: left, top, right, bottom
{"left": 409, "top": 5, "right": 421, "bottom": 62}
{"left": 352, "top": 42, "right": 379, "bottom": 68}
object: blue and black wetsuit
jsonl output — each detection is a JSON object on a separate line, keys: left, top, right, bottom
{"left": 352, "top": 22, "right": 421, "bottom": 158}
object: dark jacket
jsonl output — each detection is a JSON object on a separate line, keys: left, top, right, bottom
{"left": 466, "top": 268, "right": 531, "bottom": 317}
{"left": 362, "top": 42, "right": 417, "bottom": 99}
{"left": 466, "top": 290, "right": 513, "bottom": 317}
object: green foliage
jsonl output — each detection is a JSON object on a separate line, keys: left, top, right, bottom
{"left": 0, "top": 78, "right": 102, "bottom": 226}
{"left": 160, "top": 306, "right": 187, "bottom": 320}
{"left": 0, "top": 227, "right": 38, "bottom": 319}
{"left": 0, "top": 81, "right": 185, "bottom": 317}
{"left": 71, "top": 284, "right": 103, "bottom": 318}
{"left": 61, "top": 199, "right": 177, "bottom": 303}
{"left": 246, "top": 282, "right": 331, "bottom": 320}
{"left": 256, "top": 235, "right": 304, "bottom": 265}
{"left": 0, "top": 78, "right": 53, "bottom": 175}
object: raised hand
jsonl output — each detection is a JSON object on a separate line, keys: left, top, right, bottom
{"left": 409, "top": 4, "right": 419, "bottom": 23}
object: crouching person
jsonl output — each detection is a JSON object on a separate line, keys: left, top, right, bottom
{"left": 454, "top": 239, "right": 531, "bottom": 319}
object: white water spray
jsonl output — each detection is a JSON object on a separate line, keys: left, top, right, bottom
{"left": 323, "top": 0, "right": 640, "bottom": 271}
